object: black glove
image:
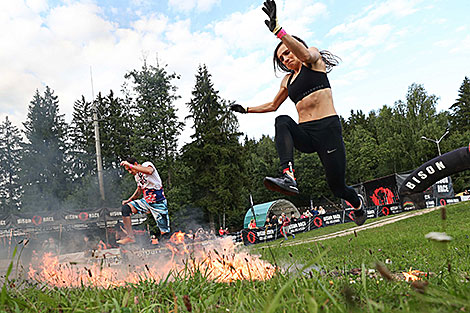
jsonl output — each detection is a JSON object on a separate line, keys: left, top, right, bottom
{"left": 262, "top": 0, "right": 282, "bottom": 35}
{"left": 229, "top": 104, "right": 248, "bottom": 114}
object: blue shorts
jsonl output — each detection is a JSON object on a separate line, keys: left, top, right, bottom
{"left": 129, "top": 198, "right": 170, "bottom": 233}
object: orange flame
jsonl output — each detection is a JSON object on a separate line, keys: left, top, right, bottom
{"left": 28, "top": 235, "right": 276, "bottom": 288}
{"left": 402, "top": 268, "right": 426, "bottom": 282}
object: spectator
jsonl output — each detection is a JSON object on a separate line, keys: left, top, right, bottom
{"left": 304, "top": 210, "right": 313, "bottom": 218}
{"left": 219, "top": 227, "right": 225, "bottom": 236}
{"left": 280, "top": 213, "right": 295, "bottom": 240}
{"left": 264, "top": 217, "right": 272, "bottom": 228}
{"left": 248, "top": 219, "right": 257, "bottom": 229}
{"left": 291, "top": 212, "right": 298, "bottom": 222}
{"left": 318, "top": 206, "right": 326, "bottom": 215}
{"left": 271, "top": 214, "right": 277, "bottom": 225}
{"left": 310, "top": 207, "right": 319, "bottom": 216}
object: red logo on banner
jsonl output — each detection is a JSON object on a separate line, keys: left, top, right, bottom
{"left": 313, "top": 217, "right": 323, "bottom": 228}
{"left": 247, "top": 231, "right": 256, "bottom": 243}
{"left": 371, "top": 187, "right": 395, "bottom": 205}
{"left": 348, "top": 211, "right": 355, "bottom": 221}
{"left": 440, "top": 199, "right": 447, "bottom": 206}
{"left": 32, "top": 216, "right": 43, "bottom": 225}
{"left": 382, "top": 207, "right": 390, "bottom": 216}
{"left": 79, "top": 212, "right": 89, "bottom": 221}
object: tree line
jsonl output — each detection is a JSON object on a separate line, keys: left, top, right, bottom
{"left": 0, "top": 58, "right": 469, "bottom": 230}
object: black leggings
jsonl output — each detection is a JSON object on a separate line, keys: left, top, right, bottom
{"left": 274, "top": 115, "right": 360, "bottom": 208}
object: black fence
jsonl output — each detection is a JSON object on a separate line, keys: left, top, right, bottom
{"left": 0, "top": 208, "right": 147, "bottom": 238}
{"left": 239, "top": 197, "right": 462, "bottom": 245}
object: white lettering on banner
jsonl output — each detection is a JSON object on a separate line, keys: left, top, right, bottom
{"left": 89, "top": 213, "right": 100, "bottom": 218}
{"left": 323, "top": 214, "right": 342, "bottom": 225}
{"left": 390, "top": 206, "right": 402, "bottom": 214}
{"left": 323, "top": 214, "right": 341, "bottom": 221}
{"left": 110, "top": 212, "right": 121, "bottom": 217}
{"left": 406, "top": 182, "right": 416, "bottom": 189}
{"left": 65, "top": 214, "right": 78, "bottom": 220}
{"left": 405, "top": 161, "right": 447, "bottom": 190}
{"left": 436, "top": 161, "right": 446, "bottom": 171}
{"left": 43, "top": 217, "right": 54, "bottom": 222}
{"left": 437, "top": 185, "right": 449, "bottom": 193}
{"left": 418, "top": 171, "right": 427, "bottom": 180}
{"left": 17, "top": 218, "right": 32, "bottom": 224}
{"left": 437, "top": 177, "right": 449, "bottom": 184}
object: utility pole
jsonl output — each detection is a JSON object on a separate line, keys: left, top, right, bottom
{"left": 90, "top": 67, "right": 105, "bottom": 201}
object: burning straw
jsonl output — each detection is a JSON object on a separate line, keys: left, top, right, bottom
{"left": 28, "top": 234, "right": 276, "bottom": 288}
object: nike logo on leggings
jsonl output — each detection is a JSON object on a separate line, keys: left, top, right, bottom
{"left": 327, "top": 149, "right": 337, "bottom": 154}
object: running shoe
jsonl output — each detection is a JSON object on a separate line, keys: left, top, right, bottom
{"left": 263, "top": 173, "right": 299, "bottom": 196}
{"left": 352, "top": 194, "right": 367, "bottom": 226}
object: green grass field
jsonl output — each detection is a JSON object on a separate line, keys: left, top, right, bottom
{"left": 2, "top": 202, "right": 470, "bottom": 312}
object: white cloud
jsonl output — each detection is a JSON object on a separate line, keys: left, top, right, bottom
{"left": 168, "top": 0, "right": 220, "bottom": 13}
{"left": 26, "top": 0, "right": 48, "bottom": 13}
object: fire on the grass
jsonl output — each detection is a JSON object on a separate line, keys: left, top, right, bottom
{"left": 28, "top": 232, "right": 277, "bottom": 288}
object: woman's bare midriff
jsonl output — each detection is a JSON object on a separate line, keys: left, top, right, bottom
{"left": 296, "top": 88, "right": 337, "bottom": 123}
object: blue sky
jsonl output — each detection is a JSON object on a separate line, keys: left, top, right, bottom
{"left": 1, "top": 0, "right": 469, "bottom": 144}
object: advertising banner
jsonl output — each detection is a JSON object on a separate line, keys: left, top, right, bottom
{"left": 364, "top": 175, "right": 400, "bottom": 207}
{"left": 433, "top": 177, "right": 454, "bottom": 198}
{"left": 242, "top": 213, "right": 344, "bottom": 245}
{"left": 436, "top": 197, "right": 461, "bottom": 206}
{"left": 377, "top": 204, "right": 402, "bottom": 217}
{"left": 0, "top": 214, "right": 11, "bottom": 229}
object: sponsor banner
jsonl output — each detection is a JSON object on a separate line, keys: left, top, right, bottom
{"left": 364, "top": 175, "right": 400, "bottom": 207}
{"left": 426, "top": 199, "right": 436, "bottom": 208}
{"left": 460, "top": 195, "right": 470, "bottom": 202}
{"left": 321, "top": 212, "right": 343, "bottom": 226}
{"left": 377, "top": 204, "right": 402, "bottom": 217}
{"left": 62, "top": 209, "right": 102, "bottom": 225}
{"left": 11, "top": 212, "right": 58, "bottom": 228}
{"left": 103, "top": 207, "right": 124, "bottom": 222}
{"left": 433, "top": 177, "right": 454, "bottom": 198}
{"left": 437, "top": 197, "right": 461, "bottom": 206}
{"left": 343, "top": 209, "right": 356, "bottom": 223}
{"left": 242, "top": 216, "right": 331, "bottom": 245}
{"left": 289, "top": 219, "right": 310, "bottom": 234}
{"left": 0, "top": 215, "right": 11, "bottom": 229}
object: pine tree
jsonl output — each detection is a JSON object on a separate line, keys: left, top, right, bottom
{"left": 96, "top": 90, "right": 133, "bottom": 169}
{"left": 124, "top": 59, "right": 183, "bottom": 188}
{"left": 183, "top": 64, "right": 246, "bottom": 228}
{"left": 69, "top": 96, "right": 96, "bottom": 179}
{"left": 450, "top": 76, "right": 470, "bottom": 130}
{"left": 20, "top": 87, "right": 69, "bottom": 211}
{"left": 67, "top": 91, "right": 133, "bottom": 208}
{"left": 0, "top": 117, "right": 23, "bottom": 211}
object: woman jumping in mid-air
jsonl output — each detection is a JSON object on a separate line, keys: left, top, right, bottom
{"left": 231, "top": 0, "right": 366, "bottom": 226}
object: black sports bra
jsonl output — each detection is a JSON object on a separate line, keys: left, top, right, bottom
{"left": 287, "top": 65, "right": 331, "bottom": 104}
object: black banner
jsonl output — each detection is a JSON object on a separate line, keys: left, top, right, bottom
{"left": 433, "top": 177, "right": 454, "bottom": 198}
{"left": 436, "top": 197, "right": 461, "bottom": 206}
{"left": 0, "top": 208, "right": 147, "bottom": 238}
{"left": 364, "top": 175, "right": 400, "bottom": 207}
{"left": 241, "top": 202, "right": 425, "bottom": 245}
{"left": 0, "top": 214, "right": 11, "bottom": 229}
